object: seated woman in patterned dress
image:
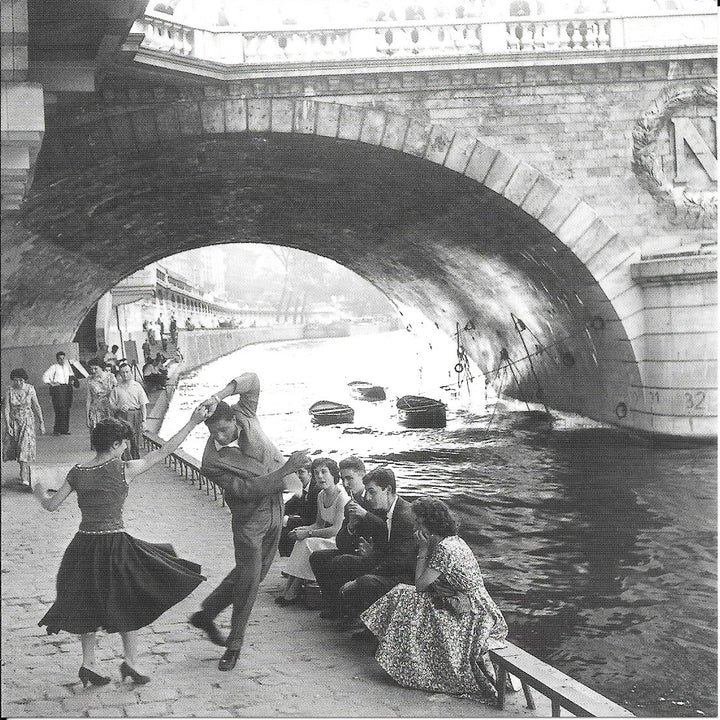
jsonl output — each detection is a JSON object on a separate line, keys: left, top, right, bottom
{"left": 361, "top": 496, "right": 508, "bottom": 699}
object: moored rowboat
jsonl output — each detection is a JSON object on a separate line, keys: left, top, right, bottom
{"left": 309, "top": 400, "right": 355, "bottom": 425}
{"left": 396, "top": 395, "right": 447, "bottom": 429}
{"left": 348, "top": 380, "right": 387, "bottom": 402}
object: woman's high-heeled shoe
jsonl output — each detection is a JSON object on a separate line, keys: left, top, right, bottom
{"left": 78, "top": 666, "right": 111, "bottom": 688}
{"left": 120, "top": 661, "right": 150, "bottom": 685}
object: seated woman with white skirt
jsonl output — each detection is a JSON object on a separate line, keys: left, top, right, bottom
{"left": 276, "top": 457, "right": 349, "bottom": 605}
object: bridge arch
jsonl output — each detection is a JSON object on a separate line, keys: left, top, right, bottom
{"left": 2, "top": 97, "right": 646, "bottom": 429}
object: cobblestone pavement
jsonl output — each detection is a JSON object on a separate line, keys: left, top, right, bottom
{"left": 1, "top": 401, "right": 546, "bottom": 718}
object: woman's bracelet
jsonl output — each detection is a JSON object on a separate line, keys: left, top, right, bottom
{"left": 417, "top": 555, "right": 428, "bottom": 560}
{"left": 308, "top": 529, "right": 314, "bottom": 537}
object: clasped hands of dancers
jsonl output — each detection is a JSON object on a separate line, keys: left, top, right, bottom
{"left": 33, "top": 378, "right": 310, "bottom": 687}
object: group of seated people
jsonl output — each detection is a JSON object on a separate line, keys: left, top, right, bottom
{"left": 142, "top": 355, "right": 169, "bottom": 391}
{"left": 275, "top": 455, "right": 509, "bottom": 699}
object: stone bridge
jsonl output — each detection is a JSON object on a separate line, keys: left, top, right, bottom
{"left": 1, "top": 0, "right": 716, "bottom": 442}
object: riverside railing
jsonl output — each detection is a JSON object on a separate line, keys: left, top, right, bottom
{"left": 131, "top": 10, "right": 715, "bottom": 66}
{"left": 142, "top": 431, "right": 224, "bottom": 507}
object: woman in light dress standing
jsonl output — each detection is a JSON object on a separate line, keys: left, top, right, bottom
{"left": 2, "top": 368, "right": 45, "bottom": 489}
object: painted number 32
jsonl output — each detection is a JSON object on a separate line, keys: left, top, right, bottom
{"left": 684, "top": 391, "right": 706, "bottom": 411}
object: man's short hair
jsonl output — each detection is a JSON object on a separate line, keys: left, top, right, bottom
{"left": 205, "top": 401, "right": 236, "bottom": 426}
{"left": 339, "top": 455, "right": 366, "bottom": 475}
{"left": 56, "top": 351, "right": 66, "bottom": 360}
{"left": 363, "top": 466, "right": 396, "bottom": 493}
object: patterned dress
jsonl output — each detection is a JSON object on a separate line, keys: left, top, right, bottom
{"left": 39, "top": 458, "right": 205, "bottom": 635}
{"left": 361, "top": 535, "right": 508, "bottom": 699}
{"left": 4, "top": 384, "right": 40, "bottom": 462}
{"left": 86, "top": 372, "right": 116, "bottom": 429}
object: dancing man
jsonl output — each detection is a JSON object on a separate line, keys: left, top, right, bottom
{"left": 188, "top": 371, "right": 305, "bottom": 671}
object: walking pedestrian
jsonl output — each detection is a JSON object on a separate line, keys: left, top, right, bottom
{"left": 187, "top": 371, "right": 307, "bottom": 671}
{"left": 2, "top": 368, "right": 45, "bottom": 488}
{"left": 109, "top": 364, "right": 148, "bottom": 460}
{"left": 35, "top": 406, "right": 210, "bottom": 687}
{"left": 85, "top": 358, "right": 116, "bottom": 436}
{"left": 42, "top": 351, "right": 79, "bottom": 435}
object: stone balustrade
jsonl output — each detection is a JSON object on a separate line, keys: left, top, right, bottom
{"left": 131, "top": 10, "right": 715, "bottom": 65}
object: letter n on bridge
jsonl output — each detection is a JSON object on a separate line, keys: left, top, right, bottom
{"left": 670, "top": 117, "right": 717, "bottom": 184}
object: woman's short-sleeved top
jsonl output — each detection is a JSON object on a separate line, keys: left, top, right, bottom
{"left": 67, "top": 457, "right": 128, "bottom": 533}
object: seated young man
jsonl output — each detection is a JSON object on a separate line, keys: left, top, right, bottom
{"left": 336, "top": 466, "right": 418, "bottom": 630}
{"left": 278, "top": 458, "right": 316, "bottom": 557}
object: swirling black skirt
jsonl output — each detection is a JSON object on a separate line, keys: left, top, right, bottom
{"left": 39, "top": 531, "right": 206, "bottom": 635}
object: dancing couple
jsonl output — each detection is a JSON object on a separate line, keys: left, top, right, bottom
{"left": 36, "top": 370, "right": 308, "bottom": 685}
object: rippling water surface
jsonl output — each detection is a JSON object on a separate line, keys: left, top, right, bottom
{"left": 161, "top": 330, "right": 717, "bottom": 717}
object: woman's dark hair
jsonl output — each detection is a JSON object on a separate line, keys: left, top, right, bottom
{"left": 87, "top": 357, "right": 103, "bottom": 369}
{"left": 311, "top": 457, "right": 341, "bottom": 483}
{"left": 10, "top": 368, "right": 29, "bottom": 381}
{"left": 412, "top": 497, "right": 458, "bottom": 538}
{"left": 91, "top": 418, "right": 134, "bottom": 453}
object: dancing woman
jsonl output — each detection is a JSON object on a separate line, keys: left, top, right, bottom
{"left": 34, "top": 407, "right": 210, "bottom": 687}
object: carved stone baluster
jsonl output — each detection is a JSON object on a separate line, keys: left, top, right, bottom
{"left": 559, "top": 21, "right": 572, "bottom": 50}
{"left": 597, "top": 19, "right": 610, "bottom": 48}
{"left": 585, "top": 20, "right": 599, "bottom": 49}
{"left": 545, "top": 21, "right": 560, "bottom": 51}
{"left": 569, "top": 20, "right": 584, "bottom": 49}
{"left": 506, "top": 22, "right": 520, "bottom": 51}
{"left": 533, "top": 22, "right": 546, "bottom": 50}
{"left": 467, "top": 23, "right": 482, "bottom": 53}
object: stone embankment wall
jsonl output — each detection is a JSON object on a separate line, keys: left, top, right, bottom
{"left": 177, "top": 325, "right": 305, "bottom": 374}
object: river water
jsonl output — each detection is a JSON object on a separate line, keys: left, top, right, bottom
{"left": 160, "top": 330, "right": 717, "bottom": 717}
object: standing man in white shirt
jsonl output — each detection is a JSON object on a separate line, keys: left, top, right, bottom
{"left": 109, "top": 363, "right": 149, "bottom": 459}
{"left": 42, "top": 351, "right": 78, "bottom": 435}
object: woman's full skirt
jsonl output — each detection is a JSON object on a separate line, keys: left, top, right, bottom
{"left": 39, "top": 531, "right": 205, "bottom": 635}
{"left": 284, "top": 536, "right": 337, "bottom": 581}
{"left": 362, "top": 583, "right": 505, "bottom": 699}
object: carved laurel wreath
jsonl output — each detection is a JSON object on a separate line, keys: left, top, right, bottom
{"left": 631, "top": 82, "right": 717, "bottom": 219}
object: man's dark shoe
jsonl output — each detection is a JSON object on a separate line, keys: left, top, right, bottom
{"left": 218, "top": 649, "right": 241, "bottom": 671}
{"left": 189, "top": 611, "right": 224, "bottom": 647}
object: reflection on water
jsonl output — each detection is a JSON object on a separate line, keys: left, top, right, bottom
{"left": 161, "top": 331, "right": 717, "bottom": 717}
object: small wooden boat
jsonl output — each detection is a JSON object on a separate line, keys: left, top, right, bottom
{"left": 309, "top": 400, "right": 355, "bottom": 425}
{"left": 348, "top": 380, "right": 387, "bottom": 402}
{"left": 396, "top": 395, "right": 447, "bottom": 429}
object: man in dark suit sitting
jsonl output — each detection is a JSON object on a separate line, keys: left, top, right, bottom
{"left": 278, "top": 457, "right": 316, "bottom": 557}
{"left": 336, "top": 466, "right": 418, "bottom": 631}
{"left": 309, "top": 456, "right": 387, "bottom": 618}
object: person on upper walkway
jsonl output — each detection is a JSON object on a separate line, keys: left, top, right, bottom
{"left": 187, "top": 372, "right": 307, "bottom": 671}
{"left": 361, "top": 496, "right": 508, "bottom": 700}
